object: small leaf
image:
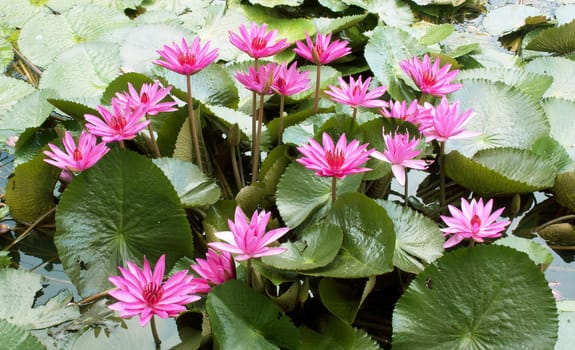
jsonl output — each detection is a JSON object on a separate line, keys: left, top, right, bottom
{"left": 207, "top": 280, "right": 301, "bottom": 350}
{"left": 419, "top": 24, "right": 454, "bottom": 46}
{"left": 343, "top": 0, "right": 413, "bottom": 27}
{"left": 526, "top": 20, "right": 575, "bottom": 55}
{"left": 101, "top": 72, "right": 155, "bottom": 106}
{"left": 47, "top": 99, "right": 98, "bottom": 122}
{"left": 393, "top": 245, "right": 558, "bottom": 349}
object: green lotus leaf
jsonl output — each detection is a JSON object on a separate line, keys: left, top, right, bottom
{"left": 344, "top": 0, "right": 413, "bottom": 26}
{"left": 445, "top": 149, "right": 557, "bottom": 196}
{"left": 0, "top": 319, "right": 45, "bottom": 350}
{"left": 204, "top": 104, "right": 253, "bottom": 141}
{"left": 0, "top": 76, "right": 35, "bottom": 140}
{"left": 303, "top": 192, "right": 395, "bottom": 278}
{"left": 0, "top": 0, "right": 49, "bottom": 28}
{"left": 47, "top": 99, "right": 98, "bottom": 122}
{"left": 541, "top": 97, "right": 575, "bottom": 167}
{"left": 13, "top": 127, "right": 58, "bottom": 167}
{"left": 525, "top": 57, "right": 575, "bottom": 101}
{"left": 55, "top": 148, "right": 193, "bottom": 297}
{"left": 243, "top": 5, "right": 316, "bottom": 44}
{"left": 456, "top": 68, "right": 553, "bottom": 99}
{"left": 206, "top": 280, "right": 301, "bottom": 350}
{"left": 526, "top": 20, "right": 575, "bottom": 55}
{"left": 420, "top": 24, "right": 455, "bottom": 46}
{"left": 483, "top": 4, "right": 543, "bottom": 36}
{"left": 248, "top": 0, "right": 303, "bottom": 7}
{"left": 317, "top": 0, "right": 348, "bottom": 12}
{"left": 0, "top": 88, "right": 57, "bottom": 140}
{"left": 365, "top": 25, "right": 426, "bottom": 101}
{"left": 312, "top": 14, "right": 368, "bottom": 35}
{"left": 152, "top": 157, "right": 221, "bottom": 208}
{"left": 299, "top": 312, "right": 355, "bottom": 349}
{"left": 156, "top": 106, "right": 187, "bottom": 157}
{"left": 276, "top": 162, "right": 363, "bottom": 229}
{"left": 376, "top": 200, "right": 444, "bottom": 274}
{"left": 495, "top": 235, "right": 553, "bottom": 271}
{"left": 447, "top": 79, "right": 549, "bottom": 157}
{"left": 393, "top": 245, "right": 558, "bottom": 349}
{"left": 101, "top": 72, "right": 155, "bottom": 105}
{"left": 318, "top": 276, "right": 375, "bottom": 324}
{"left": 551, "top": 171, "right": 575, "bottom": 212}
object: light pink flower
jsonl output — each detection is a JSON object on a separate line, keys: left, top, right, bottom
{"left": 371, "top": 131, "right": 429, "bottom": 186}
{"left": 271, "top": 62, "right": 311, "bottom": 96}
{"left": 229, "top": 22, "right": 290, "bottom": 59}
{"left": 399, "top": 54, "right": 463, "bottom": 97}
{"left": 5, "top": 136, "right": 18, "bottom": 148}
{"left": 297, "top": 132, "right": 373, "bottom": 179}
{"left": 190, "top": 249, "right": 236, "bottom": 293}
{"left": 115, "top": 82, "right": 177, "bottom": 116}
{"left": 324, "top": 76, "right": 387, "bottom": 109}
{"left": 418, "top": 97, "right": 478, "bottom": 142}
{"left": 235, "top": 62, "right": 277, "bottom": 95}
{"left": 43, "top": 131, "right": 109, "bottom": 172}
{"left": 108, "top": 255, "right": 201, "bottom": 327}
{"left": 154, "top": 37, "right": 218, "bottom": 76}
{"left": 379, "top": 99, "right": 429, "bottom": 125}
{"left": 84, "top": 98, "right": 149, "bottom": 142}
{"left": 294, "top": 32, "right": 351, "bottom": 65}
{"left": 208, "top": 206, "right": 289, "bottom": 261}
{"left": 440, "top": 198, "right": 510, "bottom": 248}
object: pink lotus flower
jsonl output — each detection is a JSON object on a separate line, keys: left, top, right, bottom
{"left": 5, "top": 136, "right": 18, "bottom": 148}
{"left": 43, "top": 130, "right": 109, "bottom": 172}
{"left": 208, "top": 206, "right": 289, "bottom": 261}
{"left": 115, "top": 82, "right": 177, "bottom": 116}
{"left": 297, "top": 132, "right": 373, "bottom": 179}
{"left": 325, "top": 76, "right": 387, "bottom": 109}
{"left": 108, "top": 255, "right": 201, "bottom": 326}
{"left": 294, "top": 32, "right": 351, "bottom": 65}
{"left": 229, "top": 22, "right": 290, "bottom": 59}
{"left": 371, "top": 131, "right": 429, "bottom": 186}
{"left": 379, "top": 99, "right": 429, "bottom": 125}
{"left": 84, "top": 99, "right": 149, "bottom": 143}
{"left": 271, "top": 62, "right": 311, "bottom": 96}
{"left": 235, "top": 62, "right": 277, "bottom": 95}
{"left": 419, "top": 97, "right": 477, "bottom": 142}
{"left": 440, "top": 198, "right": 510, "bottom": 248}
{"left": 400, "top": 54, "right": 463, "bottom": 97}
{"left": 190, "top": 249, "right": 236, "bottom": 293}
{"left": 154, "top": 37, "right": 218, "bottom": 76}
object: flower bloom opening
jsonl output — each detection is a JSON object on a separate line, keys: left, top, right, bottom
{"left": 73, "top": 148, "right": 83, "bottom": 162}
{"left": 143, "top": 282, "right": 163, "bottom": 305}
{"left": 470, "top": 215, "right": 481, "bottom": 234}
{"left": 43, "top": 130, "right": 109, "bottom": 173}
{"left": 326, "top": 149, "right": 345, "bottom": 169}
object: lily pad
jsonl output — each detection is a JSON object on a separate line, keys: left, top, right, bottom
{"left": 393, "top": 245, "right": 558, "bottom": 349}
{"left": 318, "top": 277, "right": 375, "bottom": 324}
{"left": 525, "top": 57, "right": 575, "bottom": 101}
{"left": 248, "top": 0, "right": 303, "bottom": 7}
{"left": 54, "top": 148, "right": 193, "bottom": 296}
{"left": 419, "top": 24, "right": 454, "bottom": 46}
{"left": 525, "top": 20, "right": 575, "bottom": 55}
{"left": 556, "top": 300, "right": 575, "bottom": 350}
{"left": 343, "top": 0, "right": 413, "bottom": 27}
{"left": 0, "top": 319, "right": 45, "bottom": 350}
{"left": 0, "top": 89, "right": 58, "bottom": 140}
{"left": 541, "top": 97, "right": 575, "bottom": 165}
{"left": 551, "top": 171, "right": 575, "bottom": 212}
{"left": 483, "top": 5, "right": 544, "bottom": 36}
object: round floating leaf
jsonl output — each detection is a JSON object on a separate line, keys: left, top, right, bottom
{"left": 445, "top": 149, "right": 557, "bottom": 196}
{"left": 420, "top": 24, "right": 455, "bottom": 46}
{"left": 365, "top": 25, "right": 426, "bottom": 101}
{"left": 262, "top": 222, "right": 343, "bottom": 271}
{"left": 206, "top": 280, "right": 301, "bottom": 350}
{"left": 393, "top": 245, "right": 558, "bottom": 350}
{"left": 0, "top": 89, "right": 57, "bottom": 139}
{"left": 0, "top": 37, "right": 12, "bottom": 72}
{"left": 376, "top": 200, "right": 444, "bottom": 274}
{"left": 0, "top": 76, "right": 36, "bottom": 140}
{"left": 541, "top": 97, "right": 575, "bottom": 164}
{"left": 483, "top": 4, "right": 543, "bottom": 36}
{"left": 0, "top": 0, "right": 49, "bottom": 28}
{"left": 318, "top": 277, "right": 375, "bottom": 324}
{"left": 343, "top": 0, "right": 413, "bottom": 27}
{"left": 304, "top": 192, "right": 395, "bottom": 278}
{"left": 556, "top": 300, "right": 575, "bottom": 349}
{"left": 0, "top": 319, "right": 45, "bottom": 350}
{"left": 276, "top": 162, "right": 363, "bottom": 229}
{"left": 55, "top": 148, "right": 193, "bottom": 297}
{"left": 446, "top": 80, "right": 549, "bottom": 157}
{"left": 312, "top": 14, "right": 367, "bottom": 35}
{"left": 101, "top": 72, "right": 155, "bottom": 106}
{"left": 495, "top": 235, "right": 553, "bottom": 270}
{"left": 526, "top": 20, "right": 575, "bottom": 55}
{"left": 525, "top": 57, "right": 575, "bottom": 101}
{"left": 152, "top": 157, "right": 221, "bottom": 208}
{"left": 4, "top": 150, "right": 60, "bottom": 223}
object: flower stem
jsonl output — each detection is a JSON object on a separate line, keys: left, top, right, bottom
{"left": 352, "top": 107, "right": 358, "bottom": 122}
{"left": 278, "top": 95, "right": 285, "bottom": 145}
{"left": 331, "top": 177, "right": 337, "bottom": 204}
{"left": 439, "top": 141, "right": 446, "bottom": 208}
{"left": 145, "top": 115, "right": 161, "bottom": 158}
{"left": 313, "top": 64, "right": 321, "bottom": 114}
{"left": 251, "top": 94, "right": 265, "bottom": 184}
{"left": 5, "top": 207, "right": 56, "bottom": 251}
{"left": 231, "top": 144, "right": 242, "bottom": 190}
{"left": 150, "top": 316, "right": 162, "bottom": 350}
{"left": 251, "top": 59, "right": 260, "bottom": 170}
{"left": 119, "top": 140, "right": 125, "bottom": 149}
{"left": 246, "top": 259, "right": 253, "bottom": 288}
{"left": 404, "top": 172, "right": 409, "bottom": 206}
{"left": 186, "top": 75, "right": 203, "bottom": 172}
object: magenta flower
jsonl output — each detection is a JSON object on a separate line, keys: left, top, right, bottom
{"left": 6, "top": 136, "right": 18, "bottom": 148}
{"left": 418, "top": 97, "right": 477, "bottom": 142}
{"left": 400, "top": 54, "right": 463, "bottom": 97}
{"left": 208, "top": 206, "right": 289, "bottom": 261}
{"left": 325, "top": 76, "right": 387, "bottom": 109}
{"left": 229, "top": 22, "right": 290, "bottom": 59}
{"left": 108, "top": 255, "right": 201, "bottom": 327}
{"left": 379, "top": 99, "right": 429, "bottom": 126}
{"left": 235, "top": 62, "right": 277, "bottom": 95}
{"left": 154, "top": 37, "right": 218, "bottom": 76}
{"left": 371, "top": 131, "right": 429, "bottom": 186}
{"left": 115, "top": 82, "right": 177, "bottom": 116}
{"left": 294, "top": 32, "right": 351, "bottom": 65}
{"left": 271, "top": 62, "right": 311, "bottom": 96}
{"left": 440, "top": 198, "right": 511, "bottom": 248}
{"left": 190, "top": 249, "right": 236, "bottom": 293}
{"left": 297, "top": 132, "right": 372, "bottom": 179}
{"left": 43, "top": 130, "right": 109, "bottom": 172}
{"left": 84, "top": 99, "right": 149, "bottom": 143}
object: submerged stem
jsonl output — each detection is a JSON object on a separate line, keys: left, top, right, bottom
{"left": 186, "top": 75, "right": 203, "bottom": 171}
{"left": 313, "top": 64, "right": 321, "bottom": 114}
{"left": 150, "top": 316, "right": 162, "bottom": 350}
{"left": 145, "top": 115, "right": 161, "bottom": 158}
{"left": 5, "top": 207, "right": 56, "bottom": 251}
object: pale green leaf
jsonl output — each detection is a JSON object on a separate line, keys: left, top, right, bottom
{"left": 525, "top": 56, "right": 575, "bottom": 101}
{"left": 248, "top": 0, "right": 303, "bottom": 7}
{"left": 0, "top": 89, "right": 58, "bottom": 140}
{"left": 456, "top": 68, "right": 553, "bottom": 99}
{"left": 343, "top": 0, "right": 413, "bottom": 27}
{"left": 419, "top": 24, "right": 454, "bottom": 46}
{"left": 0, "top": 319, "right": 45, "bottom": 350}
{"left": 541, "top": 97, "right": 575, "bottom": 164}
{"left": 483, "top": 4, "right": 544, "bottom": 36}
{"left": 495, "top": 235, "right": 553, "bottom": 270}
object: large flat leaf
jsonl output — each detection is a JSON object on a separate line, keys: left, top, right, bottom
{"left": 206, "top": 280, "right": 301, "bottom": 350}
{"left": 541, "top": 97, "right": 575, "bottom": 166}
{"left": 343, "top": 0, "right": 413, "bottom": 27}
{"left": 556, "top": 300, "right": 575, "bottom": 350}
{"left": 495, "top": 235, "right": 553, "bottom": 270}
{"left": 0, "top": 76, "right": 35, "bottom": 140}
{"left": 0, "top": 319, "right": 45, "bottom": 350}
{"left": 0, "top": 0, "right": 49, "bottom": 28}
{"left": 376, "top": 200, "right": 443, "bottom": 274}
{"left": 303, "top": 192, "right": 395, "bottom": 278}
{"left": 446, "top": 80, "right": 549, "bottom": 157}
{"left": 393, "top": 245, "right": 558, "bottom": 349}
{"left": 54, "top": 148, "right": 193, "bottom": 296}
{"left": 525, "top": 57, "right": 575, "bottom": 101}
{"left": 152, "top": 157, "right": 221, "bottom": 208}
{"left": 483, "top": 4, "right": 543, "bottom": 36}
{"left": 526, "top": 20, "right": 575, "bottom": 55}
{"left": 445, "top": 149, "right": 557, "bottom": 196}
{"left": 0, "top": 89, "right": 57, "bottom": 140}
{"left": 318, "top": 277, "right": 375, "bottom": 324}
{"left": 276, "top": 162, "right": 363, "bottom": 229}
